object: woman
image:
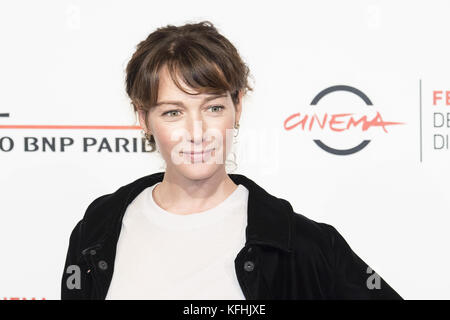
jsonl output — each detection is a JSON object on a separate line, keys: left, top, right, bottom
{"left": 61, "top": 21, "right": 402, "bottom": 300}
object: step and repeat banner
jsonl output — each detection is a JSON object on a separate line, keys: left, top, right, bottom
{"left": 0, "top": 0, "right": 449, "bottom": 299}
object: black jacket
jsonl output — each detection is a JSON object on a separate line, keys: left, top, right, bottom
{"left": 61, "top": 171, "right": 403, "bottom": 300}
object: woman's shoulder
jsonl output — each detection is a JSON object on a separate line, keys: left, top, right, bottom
{"left": 81, "top": 172, "right": 164, "bottom": 221}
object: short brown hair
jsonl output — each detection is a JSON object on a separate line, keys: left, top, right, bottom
{"left": 125, "top": 20, "right": 253, "bottom": 151}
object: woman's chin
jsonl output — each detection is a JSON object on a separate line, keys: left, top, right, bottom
{"left": 175, "top": 163, "right": 222, "bottom": 181}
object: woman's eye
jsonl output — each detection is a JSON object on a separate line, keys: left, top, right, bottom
{"left": 162, "top": 110, "right": 181, "bottom": 117}
{"left": 208, "top": 105, "right": 225, "bottom": 112}
{"left": 162, "top": 105, "right": 223, "bottom": 117}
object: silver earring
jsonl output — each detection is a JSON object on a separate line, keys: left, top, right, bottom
{"left": 234, "top": 122, "right": 240, "bottom": 137}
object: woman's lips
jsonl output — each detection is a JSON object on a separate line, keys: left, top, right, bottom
{"left": 180, "top": 148, "right": 215, "bottom": 162}
{"left": 180, "top": 148, "right": 214, "bottom": 155}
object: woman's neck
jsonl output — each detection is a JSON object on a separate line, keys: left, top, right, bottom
{"left": 152, "top": 169, "right": 238, "bottom": 215}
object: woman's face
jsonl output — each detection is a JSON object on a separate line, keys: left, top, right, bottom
{"left": 138, "top": 65, "right": 242, "bottom": 180}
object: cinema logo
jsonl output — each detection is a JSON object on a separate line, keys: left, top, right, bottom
{"left": 283, "top": 85, "right": 404, "bottom": 155}
{"left": 0, "top": 113, "right": 150, "bottom": 153}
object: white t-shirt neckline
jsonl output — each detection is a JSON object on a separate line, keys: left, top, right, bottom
{"left": 144, "top": 182, "right": 247, "bottom": 230}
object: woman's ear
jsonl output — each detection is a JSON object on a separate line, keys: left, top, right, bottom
{"left": 138, "top": 110, "right": 150, "bottom": 133}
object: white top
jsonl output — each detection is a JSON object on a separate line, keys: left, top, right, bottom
{"left": 105, "top": 182, "right": 249, "bottom": 300}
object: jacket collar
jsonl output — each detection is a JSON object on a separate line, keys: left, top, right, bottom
{"left": 82, "top": 171, "right": 293, "bottom": 255}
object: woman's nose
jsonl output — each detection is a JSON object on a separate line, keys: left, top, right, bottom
{"left": 186, "top": 118, "right": 208, "bottom": 144}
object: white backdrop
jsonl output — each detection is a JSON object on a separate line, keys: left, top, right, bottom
{"left": 1, "top": 0, "right": 449, "bottom": 300}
